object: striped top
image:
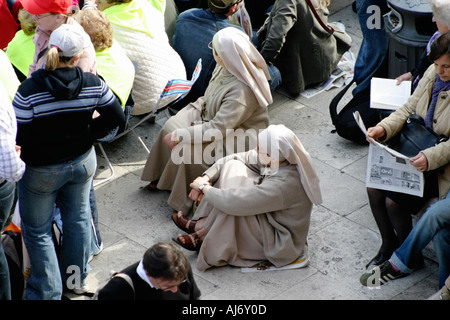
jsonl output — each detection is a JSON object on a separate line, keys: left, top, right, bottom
{"left": 13, "top": 67, "right": 125, "bottom": 166}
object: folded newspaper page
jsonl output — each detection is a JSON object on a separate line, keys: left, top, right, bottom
{"left": 370, "top": 77, "right": 411, "bottom": 110}
{"left": 353, "top": 111, "right": 424, "bottom": 197}
{"left": 241, "top": 249, "right": 309, "bottom": 273}
{"left": 353, "top": 111, "right": 411, "bottom": 160}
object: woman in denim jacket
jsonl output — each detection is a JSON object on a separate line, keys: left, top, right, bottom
{"left": 172, "top": 0, "right": 245, "bottom": 107}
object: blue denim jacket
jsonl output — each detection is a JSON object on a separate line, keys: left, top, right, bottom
{"left": 172, "top": 9, "right": 244, "bottom": 104}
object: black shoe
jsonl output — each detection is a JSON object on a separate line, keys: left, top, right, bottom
{"left": 360, "top": 260, "right": 407, "bottom": 287}
{"left": 365, "top": 251, "right": 391, "bottom": 269}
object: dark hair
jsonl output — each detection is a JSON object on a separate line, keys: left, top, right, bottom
{"left": 142, "top": 242, "right": 189, "bottom": 283}
{"left": 429, "top": 32, "right": 450, "bottom": 61}
{"left": 208, "top": 0, "right": 239, "bottom": 14}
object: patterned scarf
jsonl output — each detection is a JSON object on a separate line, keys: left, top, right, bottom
{"left": 425, "top": 75, "right": 450, "bottom": 129}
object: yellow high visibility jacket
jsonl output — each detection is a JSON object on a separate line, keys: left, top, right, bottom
{"left": 96, "top": 41, "right": 135, "bottom": 108}
{"left": 6, "top": 30, "right": 35, "bottom": 78}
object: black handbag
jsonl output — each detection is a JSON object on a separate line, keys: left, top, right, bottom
{"left": 387, "top": 114, "right": 447, "bottom": 158}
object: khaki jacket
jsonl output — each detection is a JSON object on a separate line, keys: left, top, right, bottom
{"left": 378, "top": 65, "right": 450, "bottom": 199}
{"left": 203, "top": 150, "right": 312, "bottom": 267}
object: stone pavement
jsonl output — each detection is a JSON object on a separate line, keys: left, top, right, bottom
{"left": 69, "top": 2, "right": 440, "bottom": 300}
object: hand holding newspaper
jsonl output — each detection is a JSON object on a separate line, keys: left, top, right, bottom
{"left": 352, "top": 111, "right": 411, "bottom": 161}
{"left": 352, "top": 111, "right": 424, "bottom": 197}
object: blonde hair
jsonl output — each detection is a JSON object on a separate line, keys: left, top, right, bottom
{"left": 74, "top": 9, "right": 113, "bottom": 51}
{"left": 18, "top": 9, "right": 37, "bottom": 35}
{"left": 45, "top": 46, "right": 81, "bottom": 71}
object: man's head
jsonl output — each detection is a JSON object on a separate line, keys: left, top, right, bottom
{"left": 208, "top": 0, "right": 243, "bottom": 15}
{"left": 143, "top": 242, "right": 189, "bottom": 293}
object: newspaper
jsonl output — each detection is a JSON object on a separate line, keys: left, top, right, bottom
{"left": 241, "top": 248, "right": 309, "bottom": 273}
{"left": 370, "top": 77, "right": 411, "bottom": 110}
{"left": 353, "top": 111, "right": 424, "bottom": 197}
{"left": 353, "top": 111, "right": 411, "bottom": 160}
{"left": 300, "top": 50, "right": 355, "bottom": 99}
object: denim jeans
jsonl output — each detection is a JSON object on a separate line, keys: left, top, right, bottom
{"left": 19, "top": 147, "right": 96, "bottom": 300}
{"left": 268, "top": 64, "right": 282, "bottom": 92}
{"left": 391, "top": 192, "right": 450, "bottom": 288}
{"left": 353, "top": 0, "right": 389, "bottom": 95}
{"left": 0, "top": 180, "right": 17, "bottom": 300}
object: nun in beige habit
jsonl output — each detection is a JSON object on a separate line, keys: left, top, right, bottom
{"left": 172, "top": 124, "right": 323, "bottom": 271}
{"left": 141, "top": 27, "right": 272, "bottom": 214}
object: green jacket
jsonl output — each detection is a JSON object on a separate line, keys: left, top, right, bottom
{"left": 260, "top": 0, "right": 340, "bottom": 95}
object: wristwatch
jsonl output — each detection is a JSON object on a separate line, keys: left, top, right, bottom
{"left": 198, "top": 183, "right": 208, "bottom": 191}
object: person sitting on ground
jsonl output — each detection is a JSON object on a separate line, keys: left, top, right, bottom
{"left": 96, "top": 242, "right": 201, "bottom": 300}
{"left": 141, "top": 27, "right": 272, "bottom": 215}
{"left": 97, "top": 0, "right": 186, "bottom": 116}
{"left": 172, "top": 124, "right": 322, "bottom": 271}
{"left": 257, "top": 0, "right": 341, "bottom": 96}
{"left": 171, "top": 0, "right": 247, "bottom": 109}
{"left": 364, "top": 32, "right": 450, "bottom": 270}
{"left": 360, "top": 190, "right": 449, "bottom": 292}
{"left": 13, "top": 24, "right": 125, "bottom": 299}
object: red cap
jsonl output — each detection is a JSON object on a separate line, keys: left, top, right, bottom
{"left": 21, "top": 0, "right": 72, "bottom": 15}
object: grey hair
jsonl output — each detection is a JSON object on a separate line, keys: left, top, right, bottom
{"left": 430, "top": 0, "right": 450, "bottom": 26}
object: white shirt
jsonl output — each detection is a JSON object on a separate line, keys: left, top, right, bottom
{"left": 136, "top": 259, "right": 155, "bottom": 288}
{"left": 0, "top": 83, "right": 25, "bottom": 184}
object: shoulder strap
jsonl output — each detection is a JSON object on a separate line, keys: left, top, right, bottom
{"left": 92, "top": 272, "right": 135, "bottom": 300}
{"left": 37, "top": 47, "right": 49, "bottom": 62}
{"left": 329, "top": 79, "right": 355, "bottom": 123}
{"left": 113, "top": 273, "right": 135, "bottom": 299}
{"left": 305, "top": 0, "right": 334, "bottom": 34}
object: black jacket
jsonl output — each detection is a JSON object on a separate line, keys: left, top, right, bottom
{"left": 96, "top": 261, "right": 201, "bottom": 300}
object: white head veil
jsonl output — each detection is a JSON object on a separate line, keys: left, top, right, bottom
{"left": 258, "top": 125, "right": 323, "bottom": 205}
{"left": 212, "top": 27, "right": 273, "bottom": 107}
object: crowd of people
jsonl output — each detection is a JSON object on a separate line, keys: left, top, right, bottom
{"left": 0, "top": 0, "right": 448, "bottom": 301}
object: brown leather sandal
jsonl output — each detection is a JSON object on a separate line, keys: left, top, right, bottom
{"left": 172, "top": 232, "right": 202, "bottom": 251}
{"left": 141, "top": 181, "right": 159, "bottom": 192}
{"left": 171, "top": 212, "right": 197, "bottom": 234}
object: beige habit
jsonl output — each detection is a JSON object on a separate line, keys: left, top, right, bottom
{"left": 193, "top": 125, "right": 322, "bottom": 271}
{"left": 141, "top": 27, "right": 271, "bottom": 213}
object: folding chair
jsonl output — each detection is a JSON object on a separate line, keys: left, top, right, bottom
{"left": 110, "top": 58, "right": 202, "bottom": 144}
{"left": 94, "top": 102, "right": 133, "bottom": 187}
